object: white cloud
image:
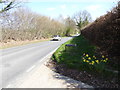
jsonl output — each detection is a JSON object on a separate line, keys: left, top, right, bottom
{"left": 47, "top": 7, "right": 56, "bottom": 11}
{"left": 71, "top": 5, "right": 78, "bottom": 8}
{"left": 60, "top": 4, "right": 66, "bottom": 9}
{"left": 85, "top": 5, "right": 102, "bottom": 11}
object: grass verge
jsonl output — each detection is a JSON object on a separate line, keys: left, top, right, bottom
{"left": 0, "top": 39, "right": 50, "bottom": 49}
{"left": 52, "top": 35, "right": 118, "bottom": 78}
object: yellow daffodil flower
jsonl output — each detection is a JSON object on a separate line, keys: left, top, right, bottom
{"left": 86, "top": 60, "right": 89, "bottom": 63}
{"left": 88, "top": 57, "right": 91, "bottom": 60}
{"left": 102, "top": 55, "right": 105, "bottom": 58}
{"left": 92, "top": 61, "right": 94, "bottom": 63}
{"left": 106, "top": 58, "right": 108, "bottom": 60}
{"left": 103, "top": 60, "right": 106, "bottom": 62}
{"left": 96, "top": 60, "right": 99, "bottom": 63}
{"left": 91, "top": 61, "right": 95, "bottom": 65}
{"left": 83, "top": 59, "right": 86, "bottom": 62}
{"left": 93, "top": 56, "right": 96, "bottom": 59}
{"left": 86, "top": 54, "right": 89, "bottom": 57}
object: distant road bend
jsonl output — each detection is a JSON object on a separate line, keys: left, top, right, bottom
{"left": 0, "top": 37, "right": 72, "bottom": 88}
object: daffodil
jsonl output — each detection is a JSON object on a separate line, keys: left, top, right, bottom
{"left": 83, "top": 59, "right": 86, "bottom": 62}
{"left": 106, "top": 58, "right": 108, "bottom": 60}
{"left": 93, "top": 56, "right": 96, "bottom": 59}
{"left": 96, "top": 60, "right": 99, "bottom": 63}
{"left": 88, "top": 57, "right": 91, "bottom": 60}
{"left": 102, "top": 55, "right": 105, "bottom": 58}
{"left": 103, "top": 60, "right": 106, "bottom": 62}
{"left": 86, "top": 60, "right": 89, "bottom": 63}
{"left": 92, "top": 61, "right": 94, "bottom": 63}
{"left": 86, "top": 54, "right": 89, "bottom": 57}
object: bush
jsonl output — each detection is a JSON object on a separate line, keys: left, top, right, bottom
{"left": 81, "top": 3, "right": 120, "bottom": 70}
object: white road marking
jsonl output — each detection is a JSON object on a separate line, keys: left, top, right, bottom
{"left": 39, "top": 46, "right": 60, "bottom": 63}
{"left": 26, "top": 65, "right": 36, "bottom": 72}
{"left": 26, "top": 46, "right": 60, "bottom": 73}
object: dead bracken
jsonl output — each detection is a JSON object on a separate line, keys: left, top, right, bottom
{"left": 46, "top": 59, "right": 118, "bottom": 88}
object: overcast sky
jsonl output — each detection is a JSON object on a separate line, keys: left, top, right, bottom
{"left": 24, "top": 0, "right": 118, "bottom": 20}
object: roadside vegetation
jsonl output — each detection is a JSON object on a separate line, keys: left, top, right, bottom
{"left": 52, "top": 2, "right": 119, "bottom": 88}
{"left": 52, "top": 35, "right": 118, "bottom": 77}
{"left": 0, "top": 0, "right": 78, "bottom": 48}
{"left": 1, "top": 0, "right": 118, "bottom": 88}
{"left": 0, "top": 0, "right": 91, "bottom": 49}
{"left": 0, "top": 38, "right": 50, "bottom": 49}
{"left": 53, "top": 35, "right": 95, "bottom": 69}
{"left": 82, "top": 4, "right": 120, "bottom": 71}
{"left": 0, "top": 7, "right": 75, "bottom": 42}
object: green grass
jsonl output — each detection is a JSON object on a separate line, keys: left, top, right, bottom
{"left": 52, "top": 35, "right": 96, "bottom": 69}
{"left": 52, "top": 35, "right": 118, "bottom": 77}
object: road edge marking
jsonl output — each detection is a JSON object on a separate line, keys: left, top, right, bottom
{"left": 26, "top": 46, "right": 60, "bottom": 73}
{"left": 39, "top": 46, "right": 60, "bottom": 64}
{"left": 26, "top": 65, "right": 36, "bottom": 72}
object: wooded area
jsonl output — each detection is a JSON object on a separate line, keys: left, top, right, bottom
{"left": 0, "top": 0, "right": 91, "bottom": 43}
{"left": 0, "top": 7, "right": 77, "bottom": 42}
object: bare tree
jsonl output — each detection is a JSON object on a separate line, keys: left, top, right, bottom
{"left": 73, "top": 10, "right": 92, "bottom": 30}
{"left": 64, "top": 16, "right": 77, "bottom": 36}
{"left": 1, "top": 7, "right": 68, "bottom": 42}
{"left": 0, "top": 0, "right": 21, "bottom": 13}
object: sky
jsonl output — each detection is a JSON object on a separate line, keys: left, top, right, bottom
{"left": 23, "top": 0, "right": 118, "bottom": 20}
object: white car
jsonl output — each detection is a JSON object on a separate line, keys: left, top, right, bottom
{"left": 52, "top": 35, "right": 61, "bottom": 41}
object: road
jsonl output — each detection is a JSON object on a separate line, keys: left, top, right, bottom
{"left": 0, "top": 37, "right": 72, "bottom": 88}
